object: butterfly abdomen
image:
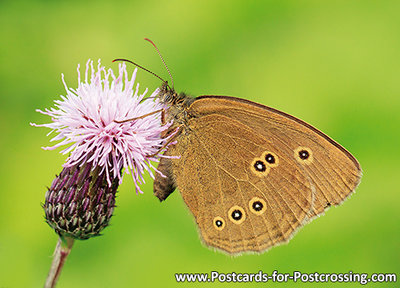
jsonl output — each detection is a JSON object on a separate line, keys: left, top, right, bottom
{"left": 153, "top": 157, "right": 176, "bottom": 202}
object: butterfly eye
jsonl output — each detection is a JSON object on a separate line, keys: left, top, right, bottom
{"left": 213, "top": 216, "right": 225, "bottom": 231}
{"left": 294, "top": 147, "right": 313, "bottom": 165}
{"left": 228, "top": 206, "right": 246, "bottom": 224}
{"left": 249, "top": 197, "right": 267, "bottom": 215}
{"left": 262, "top": 151, "right": 279, "bottom": 168}
{"left": 250, "top": 159, "right": 270, "bottom": 177}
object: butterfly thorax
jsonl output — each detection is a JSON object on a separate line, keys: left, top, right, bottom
{"left": 157, "top": 82, "right": 195, "bottom": 126}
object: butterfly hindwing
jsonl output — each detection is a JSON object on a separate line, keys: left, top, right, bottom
{"left": 164, "top": 113, "right": 316, "bottom": 253}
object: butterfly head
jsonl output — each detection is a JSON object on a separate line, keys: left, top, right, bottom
{"left": 158, "top": 81, "right": 191, "bottom": 107}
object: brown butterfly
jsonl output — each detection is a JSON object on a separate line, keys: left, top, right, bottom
{"left": 153, "top": 82, "right": 361, "bottom": 254}
{"left": 116, "top": 42, "right": 362, "bottom": 255}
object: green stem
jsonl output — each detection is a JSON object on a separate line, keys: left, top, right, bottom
{"left": 44, "top": 236, "right": 74, "bottom": 288}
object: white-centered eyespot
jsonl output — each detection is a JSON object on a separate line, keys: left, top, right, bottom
{"left": 262, "top": 151, "right": 279, "bottom": 168}
{"left": 294, "top": 146, "right": 313, "bottom": 165}
{"left": 228, "top": 205, "right": 246, "bottom": 224}
{"left": 213, "top": 216, "right": 225, "bottom": 231}
{"left": 249, "top": 197, "right": 267, "bottom": 215}
{"left": 250, "top": 158, "right": 270, "bottom": 177}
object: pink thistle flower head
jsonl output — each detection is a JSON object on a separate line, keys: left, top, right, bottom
{"left": 32, "top": 59, "right": 171, "bottom": 194}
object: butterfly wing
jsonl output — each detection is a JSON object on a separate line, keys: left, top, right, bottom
{"left": 191, "top": 96, "right": 362, "bottom": 216}
{"left": 155, "top": 96, "right": 361, "bottom": 254}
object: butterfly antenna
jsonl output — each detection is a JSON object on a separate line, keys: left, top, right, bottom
{"left": 112, "top": 58, "right": 166, "bottom": 83}
{"left": 144, "top": 38, "right": 175, "bottom": 89}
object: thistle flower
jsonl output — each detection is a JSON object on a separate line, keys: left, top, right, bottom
{"left": 33, "top": 59, "right": 170, "bottom": 194}
{"left": 34, "top": 59, "right": 173, "bottom": 287}
{"left": 32, "top": 59, "right": 173, "bottom": 239}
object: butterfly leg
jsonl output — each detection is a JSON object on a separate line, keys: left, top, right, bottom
{"left": 146, "top": 125, "right": 183, "bottom": 158}
{"left": 161, "top": 108, "right": 166, "bottom": 125}
{"left": 114, "top": 108, "right": 165, "bottom": 124}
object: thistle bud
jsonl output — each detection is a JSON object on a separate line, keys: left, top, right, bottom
{"left": 44, "top": 162, "right": 118, "bottom": 239}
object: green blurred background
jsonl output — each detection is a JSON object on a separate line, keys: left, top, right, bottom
{"left": 1, "top": 0, "right": 399, "bottom": 287}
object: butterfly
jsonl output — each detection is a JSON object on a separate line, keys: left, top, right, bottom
{"left": 152, "top": 81, "right": 361, "bottom": 254}
{"left": 115, "top": 40, "right": 361, "bottom": 254}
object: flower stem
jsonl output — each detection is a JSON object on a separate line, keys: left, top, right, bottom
{"left": 45, "top": 236, "right": 74, "bottom": 288}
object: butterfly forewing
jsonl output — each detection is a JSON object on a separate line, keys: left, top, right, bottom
{"left": 190, "top": 96, "right": 361, "bottom": 216}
